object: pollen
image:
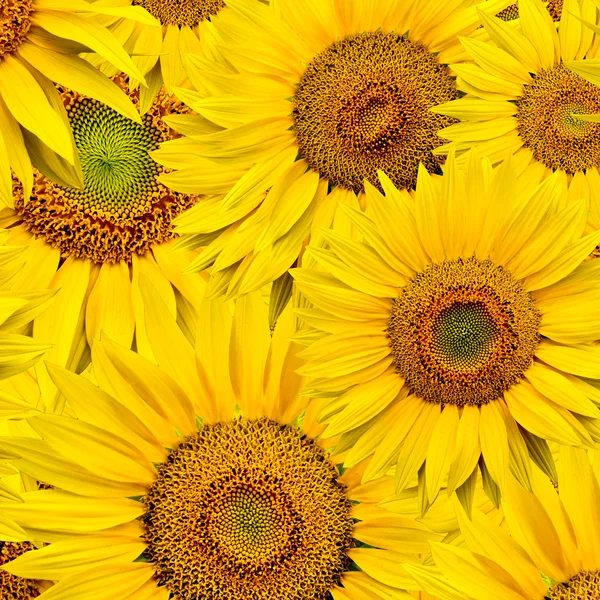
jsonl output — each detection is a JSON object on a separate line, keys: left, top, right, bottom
{"left": 143, "top": 418, "right": 354, "bottom": 600}
{"left": 388, "top": 257, "right": 541, "bottom": 406}
{"left": 13, "top": 75, "right": 197, "bottom": 264}
{"left": 547, "top": 570, "right": 600, "bottom": 599}
{"left": 0, "top": 542, "right": 40, "bottom": 599}
{"left": 0, "top": 0, "right": 33, "bottom": 57}
{"left": 293, "top": 31, "right": 458, "bottom": 194}
{"left": 132, "top": 0, "right": 225, "bottom": 27}
{"left": 517, "top": 64, "right": 600, "bottom": 174}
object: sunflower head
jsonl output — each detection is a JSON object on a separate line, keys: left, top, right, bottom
{"left": 0, "top": 0, "right": 33, "bottom": 57}
{"left": 517, "top": 64, "right": 600, "bottom": 174}
{"left": 293, "top": 30, "right": 458, "bottom": 193}
{"left": 143, "top": 417, "right": 353, "bottom": 599}
{"left": 293, "top": 152, "right": 600, "bottom": 501}
{"left": 14, "top": 75, "right": 197, "bottom": 264}
{"left": 388, "top": 256, "right": 541, "bottom": 406}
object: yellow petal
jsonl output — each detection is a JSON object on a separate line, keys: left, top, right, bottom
{"left": 536, "top": 339, "right": 600, "bottom": 379}
{"left": 479, "top": 401, "right": 509, "bottom": 489}
{"left": 19, "top": 42, "right": 142, "bottom": 123}
{"left": 504, "top": 381, "right": 582, "bottom": 445}
{"left": 426, "top": 405, "right": 459, "bottom": 501}
{"left": 92, "top": 335, "right": 195, "bottom": 442}
{"left": 27, "top": 414, "right": 156, "bottom": 485}
{"left": 558, "top": 445, "right": 600, "bottom": 569}
{"left": 29, "top": 562, "right": 154, "bottom": 600}
{"left": 395, "top": 402, "right": 440, "bottom": 493}
{"left": 0, "top": 54, "right": 73, "bottom": 161}
{"left": 85, "top": 261, "right": 135, "bottom": 347}
{"left": 0, "top": 489, "right": 145, "bottom": 538}
{"left": 324, "top": 370, "right": 404, "bottom": 438}
{"left": 519, "top": 0, "right": 559, "bottom": 69}
{"left": 46, "top": 363, "right": 166, "bottom": 463}
{"left": 32, "top": 10, "right": 145, "bottom": 82}
{"left": 229, "top": 291, "right": 270, "bottom": 419}
{"left": 4, "top": 535, "right": 147, "bottom": 580}
{"left": 430, "top": 542, "right": 528, "bottom": 600}
{"left": 447, "top": 405, "right": 481, "bottom": 493}
{"left": 139, "top": 274, "right": 209, "bottom": 420}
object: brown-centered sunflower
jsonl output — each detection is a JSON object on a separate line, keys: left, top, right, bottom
{"left": 0, "top": 286, "right": 442, "bottom": 600}
{"left": 432, "top": 0, "right": 600, "bottom": 237}
{"left": 149, "top": 0, "right": 512, "bottom": 300}
{"left": 291, "top": 151, "right": 600, "bottom": 505}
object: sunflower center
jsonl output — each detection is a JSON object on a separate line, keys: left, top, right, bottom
{"left": 14, "top": 75, "right": 196, "bottom": 264}
{"left": 517, "top": 64, "right": 600, "bottom": 174}
{"left": 292, "top": 31, "right": 458, "bottom": 194}
{"left": 0, "top": 542, "right": 40, "bottom": 599}
{"left": 143, "top": 418, "right": 353, "bottom": 600}
{"left": 132, "top": 0, "right": 225, "bottom": 27}
{"left": 0, "top": 0, "right": 33, "bottom": 57}
{"left": 546, "top": 570, "right": 600, "bottom": 599}
{"left": 388, "top": 257, "right": 541, "bottom": 406}
{"left": 497, "top": 0, "right": 562, "bottom": 21}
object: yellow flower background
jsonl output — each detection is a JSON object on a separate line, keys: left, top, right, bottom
{"left": 0, "top": 0, "right": 599, "bottom": 599}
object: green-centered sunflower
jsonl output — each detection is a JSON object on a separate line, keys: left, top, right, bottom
{"left": 0, "top": 75, "right": 206, "bottom": 412}
{"left": 291, "top": 150, "right": 600, "bottom": 505}
{"left": 0, "top": 286, "right": 440, "bottom": 600}
{"left": 150, "top": 0, "right": 512, "bottom": 300}
{"left": 85, "top": 0, "right": 266, "bottom": 103}
{"left": 432, "top": 0, "right": 600, "bottom": 234}
{"left": 404, "top": 446, "right": 600, "bottom": 600}
{"left": 0, "top": 0, "right": 159, "bottom": 207}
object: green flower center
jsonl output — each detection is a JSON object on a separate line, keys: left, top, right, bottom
{"left": 0, "top": 0, "right": 33, "bottom": 57}
{"left": 68, "top": 97, "right": 163, "bottom": 218}
{"left": 546, "top": 570, "right": 600, "bottom": 599}
{"left": 14, "top": 79, "right": 196, "bottom": 264}
{"left": 143, "top": 418, "right": 353, "bottom": 600}
{"left": 431, "top": 302, "right": 499, "bottom": 371}
{"left": 388, "top": 257, "right": 541, "bottom": 406}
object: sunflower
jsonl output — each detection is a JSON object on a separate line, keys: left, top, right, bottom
{"left": 86, "top": 0, "right": 266, "bottom": 104}
{"left": 0, "top": 0, "right": 159, "bottom": 208}
{"left": 0, "top": 75, "right": 206, "bottom": 411}
{"left": 432, "top": 0, "right": 600, "bottom": 234}
{"left": 291, "top": 151, "right": 600, "bottom": 506}
{"left": 150, "top": 0, "right": 512, "bottom": 300}
{"left": 0, "top": 286, "right": 440, "bottom": 600}
{"left": 404, "top": 445, "right": 600, "bottom": 600}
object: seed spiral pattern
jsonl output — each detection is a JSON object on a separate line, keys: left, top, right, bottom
{"left": 293, "top": 31, "right": 458, "bottom": 193}
{"left": 517, "top": 64, "right": 600, "bottom": 174}
{"left": 132, "top": 0, "right": 225, "bottom": 26}
{"left": 0, "top": 0, "right": 33, "bottom": 57}
{"left": 14, "top": 75, "right": 197, "bottom": 264}
{"left": 143, "top": 418, "right": 354, "bottom": 600}
{"left": 0, "top": 542, "right": 40, "bottom": 599}
{"left": 388, "top": 257, "right": 541, "bottom": 406}
{"left": 546, "top": 570, "right": 600, "bottom": 599}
